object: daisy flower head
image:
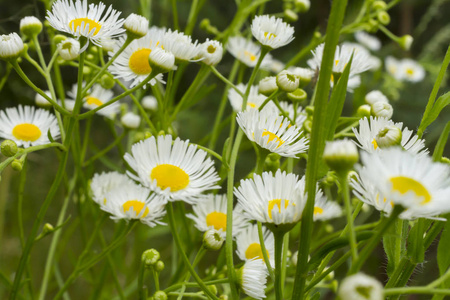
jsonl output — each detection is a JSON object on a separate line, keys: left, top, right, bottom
{"left": 278, "top": 101, "right": 307, "bottom": 128}
{"left": 108, "top": 30, "right": 165, "bottom": 88}
{"left": 35, "top": 91, "right": 53, "bottom": 108}
{"left": 338, "top": 273, "right": 384, "bottom": 300}
{"left": 90, "top": 171, "right": 135, "bottom": 206}
{"left": 237, "top": 258, "right": 268, "bottom": 300}
{"left": 354, "top": 31, "right": 381, "bottom": 51}
{"left": 160, "top": 29, "right": 199, "bottom": 62}
{"left": 385, "top": 56, "right": 402, "bottom": 80}
{"left": 287, "top": 66, "right": 315, "bottom": 86}
{"left": 197, "top": 39, "right": 223, "bottom": 66}
{"left": 0, "top": 33, "right": 24, "bottom": 60}
{"left": 100, "top": 179, "right": 166, "bottom": 227}
{"left": 356, "top": 147, "right": 450, "bottom": 219}
{"left": 228, "top": 83, "right": 275, "bottom": 112}
{"left": 82, "top": 84, "right": 120, "bottom": 119}
{"left": 341, "top": 42, "right": 381, "bottom": 71}
{"left": 46, "top": 0, "right": 125, "bottom": 51}
{"left": 234, "top": 170, "right": 308, "bottom": 228}
{"left": 251, "top": 15, "right": 295, "bottom": 49}
{"left": 236, "top": 109, "right": 309, "bottom": 158}
{"left": 226, "top": 36, "right": 273, "bottom": 68}
{"left": 399, "top": 58, "right": 425, "bottom": 82}
{"left": 352, "top": 116, "right": 428, "bottom": 156}
{"left": 124, "top": 135, "right": 220, "bottom": 204}
{"left": 187, "top": 194, "right": 249, "bottom": 238}
{"left": 0, "top": 105, "right": 60, "bottom": 148}
{"left": 236, "top": 224, "right": 274, "bottom": 266}
{"left": 313, "top": 194, "right": 343, "bottom": 221}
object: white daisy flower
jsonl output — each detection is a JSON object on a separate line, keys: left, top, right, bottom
{"left": 148, "top": 47, "right": 176, "bottom": 73}
{"left": 287, "top": 66, "right": 315, "bottom": 82}
{"left": 100, "top": 180, "right": 166, "bottom": 227}
{"left": 90, "top": 171, "right": 135, "bottom": 206}
{"left": 197, "top": 39, "right": 223, "bottom": 66}
{"left": 251, "top": 15, "right": 295, "bottom": 49}
{"left": 234, "top": 170, "right": 308, "bottom": 225}
{"left": 354, "top": 31, "right": 381, "bottom": 51}
{"left": 0, "top": 33, "right": 24, "bottom": 59}
{"left": 187, "top": 194, "right": 248, "bottom": 238}
{"left": 341, "top": 42, "right": 381, "bottom": 71}
{"left": 352, "top": 117, "right": 428, "bottom": 156}
{"left": 226, "top": 36, "right": 273, "bottom": 68}
{"left": 278, "top": 101, "right": 307, "bottom": 128}
{"left": 82, "top": 84, "right": 120, "bottom": 119}
{"left": 46, "top": 0, "right": 125, "bottom": 51}
{"left": 108, "top": 29, "right": 165, "bottom": 88}
{"left": 35, "top": 91, "right": 53, "bottom": 108}
{"left": 238, "top": 258, "right": 268, "bottom": 300}
{"left": 399, "top": 58, "right": 425, "bottom": 82}
{"left": 160, "top": 29, "right": 199, "bottom": 62}
{"left": 236, "top": 224, "right": 274, "bottom": 267}
{"left": 124, "top": 135, "right": 220, "bottom": 204}
{"left": 330, "top": 74, "right": 361, "bottom": 92}
{"left": 123, "top": 13, "right": 148, "bottom": 38}
{"left": 338, "top": 273, "right": 384, "bottom": 300}
{"left": 0, "top": 105, "right": 60, "bottom": 148}
{"left": 228, "top": 83, "right": 276, "bottom": 112}
{"left": 263, "top": 58, "right": 285, "bottom": 73}
{"left": 236, "top": 109, "right": 309, "bottom": 158}
{"left": 313, "top": 195, "right": 343, "bottom": 221}
{"left": 356, "top": 148, "right": 450, "bottom": 219}
{"left": 385, "top": 56, "right": 402, "bottom": 80}
{"left": 365, "top": 90, "right": 389, "bottom": 106}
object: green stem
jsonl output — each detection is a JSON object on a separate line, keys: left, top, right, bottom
{"left": 83, "top": 131, "right": 126, "bottom": 166}
{"left": 257, "top": 222, "right": 275, "bottom": 280}
{"left": 258, "top": 90, "right": 281, "bottom": 111}
{"left": 339, "top": 173, "right": 358, "bottom": 263}
{"left": 138, "top": 261, "right": 147, "bottom": 300}
{"left": 171, "top": 0, "right": 179, "bottom": 30}
{"left": 384, "top": 287, "right": 450, "bottom": 296}
{"left": 164, "top": 278, "right": 229, "bottom": 293}
{"left": 274, "top": 231, "right": 285, "bottom": 300}
{"left": 242, "top": 48, "right": 269, "bottom": 109}
{"left": 210, "top": 66, "right": 244, "bottom": 97}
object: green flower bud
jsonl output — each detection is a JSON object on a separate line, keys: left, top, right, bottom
{"left": 153, "top": 291, "right": 168, "bottom": 300}
{"left": 219, "top": 295, "right": 228, "bottom": 300}
{"left": 287, "top": 88, "right": 307, "bottom": 103}
{"left": 323, "top": 139, "right": 359, "bottom": 173}
{"left": 276, "top": 70, "right": 299, "bottom": 92}
{"left": 207, "top": 285, "right": 218, "bottom": 296}
{"left": 367, "top": 19, "right": 379, "bottom": 32}
{"left": 145, "top": 132, "right": 153, "bottom": 139}
{"left": 284, "top": 9, "right": 298, "bottom": 22}
{"left": 11, "top": 159, "right": 23, "bottom": 171}
{"left": 53, "top": 34, "right": 67, "bottom": 45}
{"left": 100, "top": 74, "right": 115, "bottom": 89}
{"left": 303, "top": 119, "right": 312, "bottom": 133}
{"left": 203, "top": 229, "right": 224, "bottom": 251}
{"left": 1, "top": 140, "right": 18, "bottom": 157}
{"left": 372, "top": 1, "right": 387, "bottom": 11}
{"left": 374, "top": 125, "right": 402, "bottom": 149}
{"left": 441, "top": 157, "right": 449, "bottom": 165}
{"left": 295, "top": 0, "right": 310, "bottom": 13}
{"left": 398, "top": 35, "right": 413, "bottom": 51}
{"left": 325, "top": 224, "right": 334, "bottom": 233}
{"left": 305, "top": 106, "right": 314, "bottom": 116}
{"left": 377, "top": 11, "right": 390, "bottom": 25}
{"left": 20, "top": 16, "right": 43, "bottom": 38}
{"left": 356, "top": 104, "right": 371, "bottom": 118}
{"left": 142, "top": 249, "right": 160, "bottom": 266}
{"left": 258, "top": 76, "right": 278, "bottom": 96}
{"left": 155, "top": 260, "right": 165, "bottom": 272}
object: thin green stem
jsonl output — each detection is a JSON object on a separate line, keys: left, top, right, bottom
{"left": 164, "top": 278, "right": 230, "bottom": 293}
{"left": 138, "top": 261, "right": 147, "bottom": 300}
{"left": 257, "top": 222, "right": 274, "bottom": 280}
{"left": 242, "top": 48, "right": 269, "bottom": 109}
{"left": 83, "top": 131, "right": 126, "bottom": 166}
{"left": 210, "top": 66, "right": 244, "bottom": 97}
{"left": 339, "top": 173, "right": 358, "bottom": 263}
{"left": 384, "top": 287, "right": 450, "bottom": 296}
{"left": 274, "top": 231, "right": 285, "bottom": 300}
{"left": 171, "top": 0, "right": 179, "bottom": 30}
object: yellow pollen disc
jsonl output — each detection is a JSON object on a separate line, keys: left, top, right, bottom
{"left": 12, "top": 123, "right": 42, "bottom": 142}
{"left": 86, "top": 96, "right": 103, "bottom": 107}
{"left": 264, "top": 32, "right": 277, "bottom": 40}
{"left": 245, "top": 243, "right": 269, "bottom": 260}
{"left": 372, "top": 138, "right": 378, "bottom": 150}
{"left": 206, "top": 211, "right": 227, "bottom": 230}
{"left": 129, "top": 48, "right": 152, "bottom": 75}
{"left": 262, "top": 130, "right": 284, "bottom": 148}
{"left": 69, "top": 18, "right": 101, "bottom": 36}
{"left": 247, "top": 102, "right": 257, "bottom": 108}
{"left": 335, "top": 59, "right": 340, "bottom": 66}
{"left": 314, "top": 206, "right": 324, "bottom": 215}
{"left": 389, "top": 176, "right": 431, "bottom": 204}
{"left": 150, "top": 164, "right": 190, "bottom": 192}
{"left": 243, "top": 50, "right": 257, "bottom": 62}
{"left": 406, "top": 68, "right": 414, "bottom": 75}
{"left": 123, "top": 200, "right": 149, "bottom": 218}
{"left": 268, "top": 199, "right": 291, "bottom": 219}
{"left": 207, "top": 45, "right": 216, "bottom": 54}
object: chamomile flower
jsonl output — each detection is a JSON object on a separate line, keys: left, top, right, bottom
{"left": 90, "top": 171, "right": 135, "bottom": 206}
{"left": 124, "top": 135, "right": 220, "bottom": 204}
{"left": 352, "top": 117, "right": 428, "bottom": 156}
{"left": 356, "top": 148, "right": 450, "bottom": 219}
{"left": 46, "top": 0, "right": 125, "bottom": 51}
{"left": 0, "top": 33, "right": 24, "bottom": 59}
{"left": 100, "top": 180, "right": 166, "bottom": 227}
{"left": 226, "top": 36, "right": 273, "bottom": 68}
{"left": 278, "top": 101, "right": 307, "bottom": 128}
{"left": 187, "top": 194, "right": 248, "bottom": 238}
{"left": 341, "top": 42, "right": 381, "bottom": 71}
{"left": 160, "top": 29, "right": 199, "bottom": 62}
{"left": 354, "top": 31, "right": 381, "bottom": 51}
{"left": 0, "top": 105, "right": 60, "bottom": 148}
{"left": 234, "top": 170, "right": 308, "bottom": 226}
{"left": 385, "top": 56, "right": 402, "bottom": 80}
{"left": 313, "top": 195, "right": 343, "bottom": 221}
{"left": 108, "top": 29, "right": 165, "bottom": 88}
{"left": 251, "top": 15, "right": 295, "bottom": 49}
{"left": 399, "top": 58, "right": 425, "bottom": 82}
{"left": 330, "top": 74, "right": 361, "bottom": 92}
{"left": 82, "top": 84, "right": 120, "bottom": 119}
{"left": 57, "top": 38, "right": 80, "bottom": 60}
{"left": 238, "top": 259, "right": 268, "bottom": 300}
{"left": 236, "top": 109, "right": 309, "bottom": 158}
{"left": 198, "top": 39, "right": 223, "bottom": 66}
{"left": 236, "top": 224, "right": 274, "bottom": 266}
{"left": 287, "top": 67, "right": 315, "bottom": 83}
{"left": 228, "top": 83, "right": 276, "bottom": 112}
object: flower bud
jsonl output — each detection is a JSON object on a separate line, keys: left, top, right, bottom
{"left": 1, "top": 140, "right": 18, "bottom": 157}
{"left": 287, "top": 88, "right": 307, "bottom": 103}
{"left": 377, "top": 11, "right": 390, "bottom": 25}
{"left": 142, "top": 249, "right": 160, "bottom": 267}
{"left": 258, "top": 76, "right": 278, "bottom": 96}
{"left": 121, "top": 112, "right": 141, "bottom": 129}
{"left": 53, "top": 35, "right": 67, "bottom": 45}
{"left": 198, "top": 39, "right": 223, "bottom": 66}
{"left": 101, "top": 38, "right": 116, "bottom": 52}
{"left": 356, "top": 104, "right": 371, "bottom": 118}
{"left": 372, "top": 1, "right": 387, "bottom": 10}
{"left": 35, "top": 91, "right": 53, "bottom": 108}
{"left": 203, "top": 229, "right": 224, "bottom": 251}
{"left": 291, "top": 250, "right": 298, "bottom": 266}
{"left": 365, "top": 90, "right": 389, "bottom": 106}
{"left": 155, "top": 260, "right": 165, "bottom": 272}
{"left": 100, "top": 74, "right": 115, "bottom": 89}
{"left": 338, "top": 273, "right": 383, "bottom": 300}
{"left": 153, "top": 291, "right": 168, "bottom": 300}
{"left": 219, "top": 295, "right": 228, "bottom": 300}
{"left": 276, "top": 70, "right": 299, "bottom": 92}
{"left": 374, "top": 125, "right": 402, "bottom": 149}
{"left": 0, "top": 33, "right": 24, "bottom": 60}
{"left": 323, "top": 139, "right": 359, "bottom": 173}
{"left": 11, "top": 159, "right": 23, "bottom": 171}
{"left": 124, "top": 14, "right": 149, "bottom": 39}
{"left": 398, "top": 35, "right": 413, "bottom": 51}
{"left": 207, "top": 285, "right": 218, "bottom": 296}
{"left": 284, "top": 9, "right": 298, "bottom": 22}
{"left": 20, "top": 16, "right": 43, "bottom": 38}
{"left": 441, "top": 157, "right": 450, "bottom": 165}
{"left": 57, "top": 38, "right": 80, "bottom": 60}
{"left": 371, "top": 101, "right": 393, "bottom": 119}
{"left": 142, "top": 95, "right": 158, "bottom": 111}
{"left": 264, "top": 153, "right": 280, "bottom": 172}
{"left": 149, "top": 48, "right": 175, "bottom": 74}
{"left": 303, "top": 119, "right": 312, "bottom": 133}
{"left": 295, "top": 0, "right": 310, "bottom": 12}
{"left": 367, "top": 19, "right": 379, "bottom": 32}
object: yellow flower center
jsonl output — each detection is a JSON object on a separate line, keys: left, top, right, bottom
{"left": 406, "top": 68, "right": 414, "bottom": 76}
{"left": 268, "top": 199, "right": 292, "bottom": 219}
{"left": 12, "top": 123, "right": 41, "bottom": 142}
{"left": 314, "top": 206, "right": 324, "bottom": 215}
{"left": 247, "top": 102, "right": 257, "bottom": 108}
{"left": 245, "top": 243, "right": 269, "bottom": 260}
{"left": 129, "top": 48, "right": 153, "bottom": 75}
{"left": 206, "top": 211, "right": 227, "bottom": 231}
{"left": 86, "top": 96, "right": 103, "bottom": 107}
{"left": 123, "top": 200, "right": 149, "bottom": 218}
{"left": 207, "top": 45, "right": 216, "bottom": 54}
{"left": 150, "top": 164, "right": 190, "bottom": 192}
{"left": 262, "top": 130, "right": 284, "bottom": 148}
{"left": 243, "top": 50, "right": 257, "bottom": 62}
{"left": 69, "top": 18, "right": 102, "bottom": 36}
{"left": 389, "top": 176, "right": 431, "bottom": 205}
{"left": 264, "top": 32, "right": 277, "bottom": 40}
{"left": 372, "top": 138, "right": 378, "bottom": 150}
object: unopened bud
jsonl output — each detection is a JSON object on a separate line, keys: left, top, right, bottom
{"left": 295, "top": 0, "right": 310, "bottom": 12}
{"left": 372, "top": 1, "right": 387, "bottom": 10}
{"left": 374, "top": 125, "right": 402, "bottom": 149}
{"left": 207, "top": 285, "right": 218, "bottom": 296}
{"left": 441, "top": 157, "right": 450, "bottom": 165}
{"left": 338, "top": 273, "right": 383, "bottom": 300}
{"left": 53, "top": 34, "right": 67, "bottom": 45}
{"left": 398, "top": 35, "right": 413, "bottom": 51}
{"left": 276, "top": 70, "right": 299, "bottom": 92}
{"left": 142, "top": 249, "right": 160, "bottom": 266}
{"left": 153, "top": 291, "right": 168, "bottom": 300}
{"left": 57, "top": 38, "right": 80, "bottom": 60}
{"left": 203, "top": 229, "right": 224, "bottom": 251}
{"left": 121, "top": 112, "right": 141, "bottom": 129}
{"left": 142, "top": 95, "right": 158, "bottom": 111}
{"left": 1, "top": 140, "right": 18, "bottom": 157}
{"left": 365, "top": 90, "right": 389, "bottom": 105}
{"left": 284, "top": 9, "right": 298, "bottom": 22}
{"left": 357, "top": 104, "right": 371, "bottom": 118}
{"left": 20, "top": 16, "right": 43, "bottom": 38}
{"left": 377, "top": 11, "right": 390, "bottom": 25}
{"left": 259, "top": 76, "right": 278, "bottom": 96}
{"left": 155, "top": 260, "right": 165, "bottom": 272}
{"left": 367, "top": 19, "right": 379, "bottom": 32}
{"left": 100, "top": 74, "right": 115, "bottom": 89}
{"left": 287, "top": 88, "right": 307, "bottom": 102}
{"left": 323, "top": 139, "right": 359, "bottom": 173}
{"left": 303, "top": 119, "right": 312, "bottom": 133}
{"left": 124, "top": 13, "right": 149, "bottom": 39}
{"left": 371, "top": 101, "right": 393, "bottom": 119}
{"left": 148, "top": 48, "right": 175, "bottom": 74}
{"left": 11, "top": 159, "right": 23, "bottom": 171}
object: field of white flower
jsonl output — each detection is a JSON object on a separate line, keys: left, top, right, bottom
{"left": 0, "top": 0, "right": 449, "bottom": 299}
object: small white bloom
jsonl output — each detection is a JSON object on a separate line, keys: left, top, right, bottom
{"left": 258, "top": 76, "right": 278, "bottom": 96}
{"left": 251, "top": 15, "right": 295, "bottom": 49}
{"left": 20, "top": 16, "right": 43, "bottom": 37}
{"left": 371, "top": 101, "right": 393, "bottom": 119}
{"left": 0, "top": 33, "right": 24, "bottom": 59}
{"left": 228, "top": 83, "right": 275, "bottom": 112}
{"left": 226, "top": 36, "right": 273, "bottom": 68}
{"left": 399, "top": 58, "right": 425, "bottom": 82}
{"left": 342, "top": 42, "right": 381, "bottom": 71}
{"left": 90, "top": 171, "right": 135, "bottom": 206}
{"left": 276, "top": 70, "right": 299, "bottom": 92}
{"left": 338, "top": 273, "right": 383, "bottom": 300}
{"left": 323, "top": 139, "right": 359, "bottom": 172}
{"left": 35, "top": 91, "right": 53, "bottom": 108}
{"left": 287, "top": 67, "right": 315, "bottom": 83}
{"left": 278, "top": 101, "right": 307, "bottom": 128}
{"left": 142, "top": 95, "right": 158, "bottom": 110}
{"left": 385, "top": 56, "right": 402, "bottom": 80}
{"left": 365, "top": 90, "right": 389, "bottom": 106}
{"left": 121, "top": 112, "right": 141, "bottom": 129}
{"left": 198, "top": 39, "right": 223, "bottom": 66}
{"left": 100, "top": 37, "right": 116, "bottom": 52}
{"left": 236, "top": 224, "right": 274, "bottom": 267}
{"left": 354, "top": 31, "right": 381, "bottom": 51}
{"left": 57, "top": 38, "right": 80, "bottom": 60}
{"left": 148, "top": 47, "right": 175, "bottom": 73}
{"left": 238, "top": 259, "right": 268, "bottom": 300}
{"left": 161, "top": 29, "right": 199, "bottom": 62}
{"left": 123, "top": 13, "right": 148, "bottom": 38}
{"left": 82, "top": 84, "right": 120, "bottom": 119}
{"left": 313, "top": 196, "right": 342, "bottom": 221}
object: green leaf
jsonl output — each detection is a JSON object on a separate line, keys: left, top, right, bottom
{"left": 407, "top": 219, "right": 425, "bottom": 264}
{"left": 419, "top": 91, "right": 450, "bottom": 133}
{"left": 432, "top": 121, "right": 450, "bottom": 162}
{"left": 437, "top": 214, "right": 450, "bottom": 276}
